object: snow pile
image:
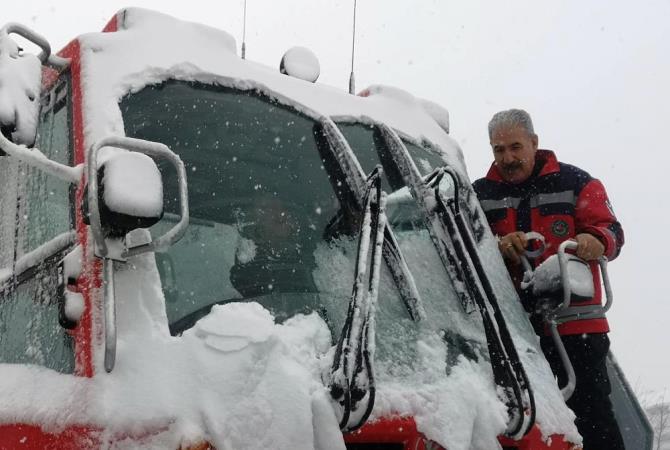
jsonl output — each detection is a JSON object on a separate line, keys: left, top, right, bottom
{"left": 359, "top": 85, "right": 451, "bottom": 134}
{"left": 188, "top": 302, "right": 274, "bottom": 352}
{"left": 524, "top": 254, "right": 594, "bottom": 300}
{"left": 63, "top": 291, "right": 85, "bottom": 323}
{"left": 310, "top": 232, "right": 578, "bottom": 450}
{"left": 280, "top": 46, "right": 320, "bottom": 83}
{"left": 373, "top": 337, "right": 510, "bottom": 450}
{"left": 419, "top": 98, "right": 450, "bottom": 134}
{"left": 0, "top": 29, "right": 41, "bottom": 146}
{"left": 108, "top": 250, "right": 344, "bottom": 449}
{"left": 0, "top": 251, "right": 344, "bottom": 449}
{"left": 102, "top": 151, "right": 163, "bottom": 218}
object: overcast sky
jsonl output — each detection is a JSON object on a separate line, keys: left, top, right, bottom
{"left": 5, "top": 0, "right": 669, "bottom": 396}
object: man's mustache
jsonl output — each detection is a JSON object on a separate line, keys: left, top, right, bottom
{"left": 499, "top": 161, "right": 523, "bottom": 172}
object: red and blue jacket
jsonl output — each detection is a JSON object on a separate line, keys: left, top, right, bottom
{"left": 473, "top": 150, "right": 624, "bottom": 336}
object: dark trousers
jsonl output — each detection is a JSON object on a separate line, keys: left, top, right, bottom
{"left": 540, "top": 333, "right": 625, "bottom": 450}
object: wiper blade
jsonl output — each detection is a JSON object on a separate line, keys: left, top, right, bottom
{"left": 318, "top": 118, "right": 425, "bottom": 322}
{"left": 329, "top": 166, "right": 386, "bottom": 432}
{"left": 375, "top": 123, "right": 535, "bottom": 439}
{"left": 432, "top": 167, "right": 535, "bottom": 437}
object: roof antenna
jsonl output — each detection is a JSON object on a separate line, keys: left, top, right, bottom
{"left": 241, "top": 0, "right": 247, "bottom": 59}
{"left": 348, "top": 0, "right": 357, "bottom": 94}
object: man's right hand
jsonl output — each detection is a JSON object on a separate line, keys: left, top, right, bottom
{"left": 498, "top": 231, "right": 528, "bottom": 265}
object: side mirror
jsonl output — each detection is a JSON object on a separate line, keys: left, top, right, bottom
{"left": 0, "top": 23, "right": 69, "bottom": 151}
{"left": 0, "top": 24, "right": 44, "bottom": 148}
{"left": 85, "top": 135, "right": 189, "bottom": 260}
{"left": 94, "top": 151, "right": 164, "bottom": 238}
{"left": 84, "top": 135, "right": 189, "bottom": 373}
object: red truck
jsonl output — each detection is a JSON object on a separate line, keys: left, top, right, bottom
{"left": 0, "top": 8, "right": 651, "bottom": 450}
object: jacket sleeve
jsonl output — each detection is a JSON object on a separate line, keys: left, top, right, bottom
{"left": 575, "top": 178, "right": 625, "bottom": 260}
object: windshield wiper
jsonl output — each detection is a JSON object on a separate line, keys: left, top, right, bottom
{"left": 318, "top": 119, "right": 425, "bottom": 322}
{"left": 315, "top": 117, "right": 426, "bottom": 431}
{"left": 328, "top": 166, "right": 385, "bottom": 431}
{"left": 374, "top": 123, "right": 535, "bottom": 439}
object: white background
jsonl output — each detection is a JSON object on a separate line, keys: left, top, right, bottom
{"left": 4, "top": 0, "right": 669, "bottom": 396}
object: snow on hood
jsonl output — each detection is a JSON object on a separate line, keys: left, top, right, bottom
{"left": 0, "top": 28, "right": 41, "bottom": 146}
{"left": 0, "top": 251, "right": 343, "bottom": 450}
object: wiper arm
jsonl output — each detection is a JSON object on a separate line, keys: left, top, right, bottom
{"left": 375, "top": 123, "right": 535, "bottom": 439}
{"left": 329, "top": 166, "right": 385, "bottom": 432}
{"left": 319, "top": 118, "right": 425, "bottom": 322}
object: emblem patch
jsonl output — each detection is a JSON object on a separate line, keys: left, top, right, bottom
{"left": 551, "top": 219, "right": 569, "bottom": 237}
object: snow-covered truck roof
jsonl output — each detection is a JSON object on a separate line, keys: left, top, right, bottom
{"left": 79, "top": 8, "right": 464, "bottom": 173}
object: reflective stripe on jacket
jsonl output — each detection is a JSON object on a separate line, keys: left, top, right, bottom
{"left": 473, "top": 150, "right": 624, "bottom": 336}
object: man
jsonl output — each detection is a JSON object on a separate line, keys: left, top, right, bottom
{"left": 472, "top": 109, "right": 625, "bottom": 450}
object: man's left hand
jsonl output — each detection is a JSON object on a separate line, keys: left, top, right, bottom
{"left": 574, "top": 233, "right": 605, "bottom": 261}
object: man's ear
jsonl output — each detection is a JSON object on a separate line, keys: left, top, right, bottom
{"left": 532, "top": 134, "right": 539, "bottom": 150}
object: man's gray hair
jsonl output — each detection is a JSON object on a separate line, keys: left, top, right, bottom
{"left": 488, "top": 109, "right": 535, "bottom": 140}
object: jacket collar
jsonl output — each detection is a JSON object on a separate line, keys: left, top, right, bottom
{"left": 485, "top": 149, "right": 559, "bottom": 183}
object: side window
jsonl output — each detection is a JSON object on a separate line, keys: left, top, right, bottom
{"left": 18, "top": 78, "right": 73, "bottom": 254}
{"left": 0, "top": 73, "right": 75, "bottom": 373}
{"left": 336, "top": 122, "right": 446, "bottom": 186}
{"left": 401, "top": 139, "right": 446, "bottom": 175}
{"left": 0, "top": 157, "right": 19, "bottom": 271}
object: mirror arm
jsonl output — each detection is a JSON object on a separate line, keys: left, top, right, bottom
{"left": 0, "top": 132, "right": 82, "bottom": 183}
{"left": 103, "top": 258, "right": 117, "bottom": 373}
{"left": 1, "top": 23, "right": 70, "bottom": 69}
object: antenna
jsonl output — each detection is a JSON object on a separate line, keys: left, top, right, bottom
{"left": 241, "top": 0, "right": 247, "bottom": 59}
{"left": 348, "top": 0, "right": 357, "bottom": 94}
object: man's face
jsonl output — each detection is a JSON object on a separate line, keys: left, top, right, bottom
{"left": 490, "top": 125, "right": 538, "bottom": 184}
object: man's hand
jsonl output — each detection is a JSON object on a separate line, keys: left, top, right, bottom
{"left": 574, "top": 233, "right": 605, "bottom": 261}
{"left": 498, "top": 231, "right": 528, "bottom": 265}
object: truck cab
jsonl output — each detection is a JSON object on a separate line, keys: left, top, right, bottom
{"left": 0, "top": 8, "right": 650, "bottom": 450}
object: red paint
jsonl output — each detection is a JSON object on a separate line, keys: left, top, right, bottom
{"left": 0, "top": 422, "right": 176, "bottom": 450}
{"left": 0, "top": 424, "right": 100, "bottom": 450}
{"left": 54, "top": 38, "right": 98, "bottom": 379}
{"left": 41, "top": 66, "right": 60, "bottom": 92}
{"left": 101, "top": 13, "right": 119, "bottom": 33}
{"left": 344, "top": 417, "right": 445, "bottom": 450}
{"left": 345, "top": 417, "right": 577, "bottom": 450}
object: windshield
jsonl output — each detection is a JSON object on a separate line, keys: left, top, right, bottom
{"left": 122, "top": 81, "right": 347, "bottom": 328}
{"left": 120, "top": 81, "right": 490, "bottom": 381}
{"left": 121, "top": 82, "right": 412, "bottom": 344}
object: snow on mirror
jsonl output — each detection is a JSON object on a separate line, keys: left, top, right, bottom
{"left": 524, "top": 253, "right": 595, "bottom": 302}
{"left": 99, "top": 151, "right": 164, "bottom": 237}
{"left": 0, "top": 27, "right": 42, "bottom": 147}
